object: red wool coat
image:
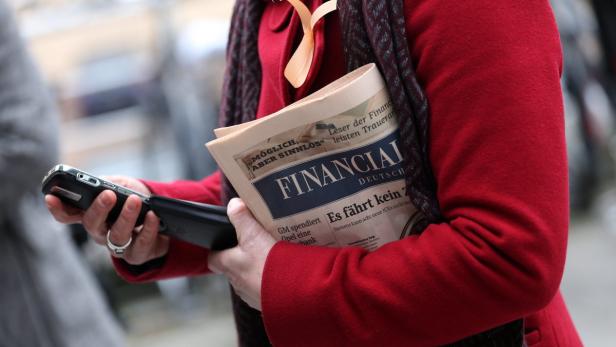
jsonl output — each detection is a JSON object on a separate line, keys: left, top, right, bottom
{"left": 114, "top": 0, "right": 583, "bottom": 345}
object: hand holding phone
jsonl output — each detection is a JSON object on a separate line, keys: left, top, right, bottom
{"left": 44, "top": 173, "right": 170, "bottom": 265}
{"left": 43, "top": 164, "right": 236, "bottom": 263}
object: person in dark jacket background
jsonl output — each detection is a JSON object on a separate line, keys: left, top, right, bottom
{"left": 0, "top": 1, "right": 125, "bottom": 346}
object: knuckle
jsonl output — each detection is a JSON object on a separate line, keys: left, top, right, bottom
{"left": 122, "top": 199, "right": 140, "bottom": 220}
{"left": 91, "top": 196, "right": 108, "bottom": 213}
{"left": 139, "top": 229, "right": 154, "bottom": 244}
{"left": 135, "top": 234, "right": 152, "bottom": 249}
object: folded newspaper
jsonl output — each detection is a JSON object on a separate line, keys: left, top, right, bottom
{"left": 206, "top": 64, "right": 421, "bottom": 251}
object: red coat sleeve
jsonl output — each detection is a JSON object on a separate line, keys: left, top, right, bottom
{"left": 142, "top": 170, "right": 222, "bottom": 205}
{"left": 261, "top": 1, "right": 568, "bottom": 346}
{"left": 112, "top": 171, "right": 223, "bottom": 281}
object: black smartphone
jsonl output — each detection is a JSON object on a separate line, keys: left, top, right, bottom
{"left": 42, "top": 164, "right": 237, "bottom": 250}
{"left": 42, "top": 164, "right": 149, "bottom": 225}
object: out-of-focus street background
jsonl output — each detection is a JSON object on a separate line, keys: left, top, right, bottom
{"left": 1, "top": 0, "right": 616, "bottom": 345}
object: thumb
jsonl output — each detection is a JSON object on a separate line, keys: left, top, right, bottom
{"left": 227, "top": 198, "right": 257, "bottom": 229}
{"left": 227, "top": 198, "right": 264, "bottom": 244}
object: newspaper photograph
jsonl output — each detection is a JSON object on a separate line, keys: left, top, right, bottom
{"left": 206, "top": 64, "right": 421, "bottom": 251}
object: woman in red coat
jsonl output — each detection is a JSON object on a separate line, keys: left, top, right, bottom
{"left": 47, "top": 0, "right": 583, "bottom": 345}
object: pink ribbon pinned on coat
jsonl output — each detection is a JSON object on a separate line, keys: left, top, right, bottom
{"left": 284, "top": 0, "right": 338, "bottom": 88}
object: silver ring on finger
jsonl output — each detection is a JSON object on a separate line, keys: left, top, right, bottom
{"left": 106, "top": 230, "right": 132, "bottom": 256}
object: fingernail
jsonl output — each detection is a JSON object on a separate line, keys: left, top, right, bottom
{"left": 228, "top": 198, "right": 243, "bottom": 210}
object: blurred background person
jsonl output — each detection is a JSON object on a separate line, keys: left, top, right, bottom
{"left": 0, "top": 0, "right": 125, "bottom": 346}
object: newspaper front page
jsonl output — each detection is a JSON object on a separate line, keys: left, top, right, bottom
{"left": 207, "top": 64, "right": 421, "bottom": 251}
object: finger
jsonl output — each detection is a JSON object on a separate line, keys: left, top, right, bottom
{"left": 108, "top": 195, "right": 142, "bottom": 249}
{"left": 227, "top": 198, "right": 263, "bottom": 245}
{"left": 104, "top": 175, "right": 150, "bottom": 196}
{"left": 128, "top": 211, "right": 160, "bottom": 260}
{"left": 45, "top": 195, "right": 83, "bottom": 224}
{"left": 227, "top": 198, "right": 259, "bottom": 230}
{"left": 82, "top": 190, "right": 116, "bottom": 238}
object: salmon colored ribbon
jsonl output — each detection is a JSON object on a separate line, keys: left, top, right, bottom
{"left": 284, "top": 0, "right": 338, "bottom": 88}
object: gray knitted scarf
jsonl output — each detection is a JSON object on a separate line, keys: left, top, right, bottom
{"left": 219, "top": 0, "right": 524, "bottom": 345}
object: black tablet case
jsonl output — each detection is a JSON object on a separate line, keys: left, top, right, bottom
{"left": 149, "top": 195, "right": 237, "bottom": 250}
